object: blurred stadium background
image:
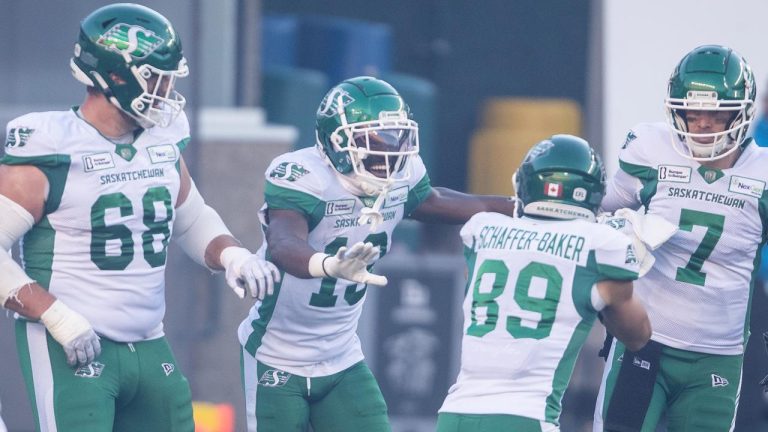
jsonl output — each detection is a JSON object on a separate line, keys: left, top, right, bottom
{"left": 2, "top": 1, "right": 768, "bottom": 431}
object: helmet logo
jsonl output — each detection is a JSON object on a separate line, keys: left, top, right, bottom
{"left": 317, "top": 88, "right": 354, "bottom": 118}
{"left": 97, "top": 24, "right": 165, "bottom": 59}
{"left": 573, "top": 188, "right": 587, "bottom": 202}
{"left": 526, "top": 140, "right": 554, "bottom": 160}
{"left": 544, "top": 182, "right": 563, "bottom": 198}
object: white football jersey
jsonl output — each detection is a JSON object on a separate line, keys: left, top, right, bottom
{"left": 603, "top": 122, "right": 768, "bottom": 355}
{"left": 3, "top": 109, "right": 189, "bottom": 342}
{"left": 439, "top": 213, "right": 638, "bottom": 425}
{"left": 237, "top": 147, "right": 432, "bottom": 377}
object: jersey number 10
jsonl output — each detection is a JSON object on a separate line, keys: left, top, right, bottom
{"left": 309, "top": 233, "right": 388, "bottom": 308}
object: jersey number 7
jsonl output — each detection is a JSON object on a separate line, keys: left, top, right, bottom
{"left": 675, "top": 208, "right": 724, "bottom": 286}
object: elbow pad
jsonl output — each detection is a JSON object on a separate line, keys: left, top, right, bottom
{"left": 173, "top": 180, "right": 233, "bottom": 269}
{"left": 0, "top": 194, "right": 36, "bottom": 306}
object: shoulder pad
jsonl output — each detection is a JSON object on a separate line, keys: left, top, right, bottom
{"left": 4, "top": 111, "right": 65, "bottom": 157}
{"left": 264, "top": 148, "right": 332, "bottom": 197}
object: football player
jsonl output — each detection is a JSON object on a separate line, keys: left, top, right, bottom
{"left": 594, "top": 45, "right": 763, "bottom": 432}
{"left": 0, "top": 4, "right": 278, "bottom": 431}
{"left": 237, "top": 76, "right": 518, "bottom": 432}
{"left": 437, "top": 134, "right": 651, "bottom": 432}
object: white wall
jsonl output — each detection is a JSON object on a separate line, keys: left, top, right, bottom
{"left": 602, "top": 0, "right": 768, "bottom": 173}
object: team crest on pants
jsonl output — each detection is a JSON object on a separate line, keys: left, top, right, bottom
{"left": 258, "top": 369, "right": 291, "bottom": 387}
{"left": 74, "top": 362, "right": 105, "bottom": 378}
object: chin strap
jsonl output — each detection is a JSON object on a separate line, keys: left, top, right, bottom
{"left": 358, "top": 183, "right": 391, "bottom": 232}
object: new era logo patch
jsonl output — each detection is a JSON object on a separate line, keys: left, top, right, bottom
{"left": 711, "top": 374, "right": 729, "bottom": 387}
{"left": 544, "top": 182, "right": 562, "bottom": 198}
{"left": 632, "top": 355, "right": 650, "bottom": 370}
{"left": 162, "top": 363, "right": 175, "bottom": 376}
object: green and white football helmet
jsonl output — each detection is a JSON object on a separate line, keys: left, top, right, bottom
{"left": 70, "top": 3, "right": 189, "bottom": 128}
{"left": 315, "top": 76, "right": 419, "bottom": 196}
{"left": 665, "top": 45, "right": 756, "bottom": 161}
{"left": 513, "top": 134, "right": 605, "bottom": 221}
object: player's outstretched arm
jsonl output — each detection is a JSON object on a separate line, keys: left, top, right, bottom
{"left": 173, "top": 157, "right": 280, "bottom": 300}
{"left": 265, "top": 208, "right": 315, "bottom": 278}
{"left": 0, "top": 164, "right": 101, "bottom": 366}
{"left": 266, "top": 208, "right": 387, "bottom": 286}
{"left": 408, "top": 187, "right": 517, "bottom": 224}
{"left": 597, "top": 279, "right": 651, "bottom": 352}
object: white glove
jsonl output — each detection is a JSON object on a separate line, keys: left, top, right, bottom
{"left": 39, "top": 300, "right": 101, "bottom": 366}
{"left": 308, "top": 241, "right": 388, "bottom": 286}
{"left": 613, "top": 208, "right": 678, "bottom": 250}
{"left": 220, "top": 247, "right": 281, "bottom": 300}
{"left": 599, "top": 208, "right": 678, "bottom": 277}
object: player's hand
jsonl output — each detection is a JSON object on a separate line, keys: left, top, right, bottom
{"left": 599, "top": 209, "right": 677, "bottom": 277}
{"left": 220, "top": 247, "right": 281, "bottom": 300}
{"left": 613, "top": 208, "right": 678, "bottom": 250}
{"left": 39, "top": 300, "right": 101, "bottom": 366}
{"left": 318, "top": 241, "right": 387, "bottom": 286}
{"left": 598, "top": 212, "right": 654, "bottom": 277}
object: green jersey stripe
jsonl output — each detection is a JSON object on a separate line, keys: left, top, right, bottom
{"left": 404, "top": 173, "right": 432, "bottom": 216}
{"left": 545, "top": 318, "right": 592, "bottom": 424}
{"left": 264, "top": 181, "right": 326, "bottom": 231}
{"left": 1, "top": 154, "right": 71, "bottom": 214}
{"left": 244, "top": 269, "right": 286, "bottom": 356}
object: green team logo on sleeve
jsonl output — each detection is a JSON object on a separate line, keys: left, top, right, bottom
{"left": 5, "top": 127, "right": 35, "bottom": 148}
{"left": 269, "top": 162, "right": 310, "bottom": 182}
{"left": 622, "top": 130, "right": 637, "bottom": 149}
{"left": 97, "top": 24, "right": 165, "bottom": 59}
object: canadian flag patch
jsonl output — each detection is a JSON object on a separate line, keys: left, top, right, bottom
{"left": 544, "top": 182, "right": 562, "bottom": 198}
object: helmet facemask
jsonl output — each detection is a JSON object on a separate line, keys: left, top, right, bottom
{"left": 330, "top": 105, "right": 419, "bottom": 196}
{"left": 665, "top": 90, "right": 753, "bottom": 161}
{"left": 129, "top": 61, "right": 188, "bottom": 128}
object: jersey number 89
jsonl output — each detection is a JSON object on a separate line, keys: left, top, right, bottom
{"left": 468, "top": 259, "right": 563, "bottom": 340}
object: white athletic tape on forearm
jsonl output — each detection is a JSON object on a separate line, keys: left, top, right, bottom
{"left": 174, "top": 180, "right": 233, "bottom": 269}
{"left": 0, "top": 194, "right": 35, "bottom": 306}
{"left": 308, "top": 252, "right": 330, "bottom": 278}
{"left": 39, "top": 300, "right": 92, "bottom": 346}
